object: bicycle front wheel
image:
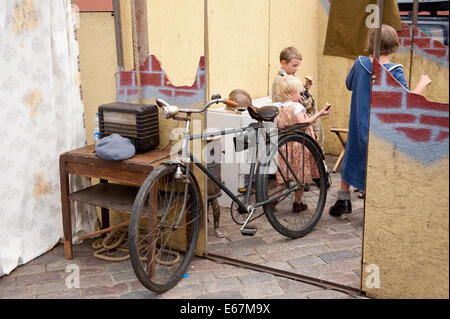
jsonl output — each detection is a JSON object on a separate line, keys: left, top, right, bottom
{"left": 256, "top": 133, "right": 327, "bottom": 238}
{"left": 128, "top": 164, "right": 202, "bottom": 293}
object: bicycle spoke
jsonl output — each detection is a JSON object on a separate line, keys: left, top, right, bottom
{"left": 257, "top": 133, "right": 327, "bottom": 238}
{"left": 129, "top": 164, "right": 201, "bottom": 292}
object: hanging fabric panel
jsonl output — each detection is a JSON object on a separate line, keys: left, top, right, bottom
{"left": 0, "top": 0, "right": 97, "bottom": 276}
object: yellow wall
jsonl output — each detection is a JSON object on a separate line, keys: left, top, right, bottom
{"left": 207, "top": 0, "right": 319, "bottom": 102}
{"left": 269, "top": 0, "right": 319, "bottom": 100}
{"left": 363, "top": 136, "right": 449, "bottom": 298}
{"left": 317, "top": 5, "right": 354, "bottom": 155}
{"left": 78, "top": 12, "right": 117, "bottom": 145}
{"left": 147, "top": 0, "right": 204, "bottom": 86}
{"left": 207, "top": 0, "right": 269, "bottom": 99}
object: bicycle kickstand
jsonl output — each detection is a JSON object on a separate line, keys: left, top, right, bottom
{"left": 240, "top": 206, "right": 257, "bottom": 236}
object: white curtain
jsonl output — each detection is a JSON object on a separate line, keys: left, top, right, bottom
{"left": 0, "top": 0, "right": 97, "bottom": 276}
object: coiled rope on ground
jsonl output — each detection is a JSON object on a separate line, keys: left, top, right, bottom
{"left": 91, "top": 226, "right": 181, "bottom": 265}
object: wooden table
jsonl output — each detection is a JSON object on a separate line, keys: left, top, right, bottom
{"left": 59, "top": 145, "right": 171, "bottom": 259}
{"left": 330, "top": 128, "right": 348, "bottom": 173}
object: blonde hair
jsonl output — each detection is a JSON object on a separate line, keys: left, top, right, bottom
{"left": 275, "top": 75, "right": 302, "bottom": 102}
{"left": 366, "top": 24, "right": 400, "bottom": 56}
{"left": 279, "top": 47, "right": 302, "bottom": 63}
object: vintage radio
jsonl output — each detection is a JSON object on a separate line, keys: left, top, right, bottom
{"left": 98, "top": 102, "right": 159, "bottom": 153}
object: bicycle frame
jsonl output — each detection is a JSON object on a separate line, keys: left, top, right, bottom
{"left": 175, "top": 114, "right": 303, "bottom": 230}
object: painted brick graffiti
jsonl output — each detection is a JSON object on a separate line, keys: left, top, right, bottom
{"left": 370, "top": 59, "right": 449, "bottom": 164}
{"left": 117, "top": 55, "right": 205, "bottom": 106}
{"left": 397, "top": 22, "right": 449, "bottom": 67}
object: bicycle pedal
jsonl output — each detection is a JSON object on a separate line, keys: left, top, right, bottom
{"left": 238, "top": 187, "right": 247, "bottom": 194}
{"left": 240, "top": 226, "right": 257, "bottom": 236}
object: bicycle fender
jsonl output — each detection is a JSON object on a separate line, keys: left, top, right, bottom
{"left": 161, "top": 159, "right": 183, "bottom": 166}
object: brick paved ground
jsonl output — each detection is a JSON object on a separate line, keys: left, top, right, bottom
{"left": 0, "top": 155, "right": 365, "bottom": 299}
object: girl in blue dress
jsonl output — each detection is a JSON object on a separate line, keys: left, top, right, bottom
{"left": 329, "top": 24, "right": 432, "bottom": 217}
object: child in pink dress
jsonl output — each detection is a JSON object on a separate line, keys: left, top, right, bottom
{"left": 274, "top": 75, "right": 332, "bottom": 212}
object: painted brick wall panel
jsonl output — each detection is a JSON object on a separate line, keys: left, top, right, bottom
{"left": 174, "top": 90, "right": 197, "bottom": 97}
{"left": 403, "top": 38, "right": 430, "bottom": 48}
{"left": 376, "top": 113, "right": 416, "bottom": 124}
{"left": 151, "top": 56, "right": 163, "bottom": 72}
{"left": 139, "top": 58, "right": 151, "bottom": 72}
{"left": 424, "top": 49, "right": 448, "bottom": 58}
{"left": 397, "top": 23, "right": 448, "bottom": 67}
{"left": 117, "top": 54, "right": 205, "bottom": 106}
{"left": 432, "top": 40, "right": 447, "bottom": 49}
{"left": 406, "top": 94, "right": 449, "bottom": 112}
{"left": 370, "top": 59, "right": 449, "bottom": 163}
{"left": 198, "top": 74, "right": 205, "bottom": 89}
{"left": 436, "top": 131, "right": 449, "bottom": 142}
{"left": 371, "top": 91, "right": 403, "bottom": 108}
{"left": 120, "top": 72, "right": 133, "bottom": 87}
{"left": 385, "top": 70, "right": 405, "bottom": 87}
{"left": 140, "top": 73, "right": 162, "bottom": 86}
{"left": 395, "top": 127, "right": 432, "bottom": 142}
{"left": 420, "top": 115, "right": 450, "bottom": 129}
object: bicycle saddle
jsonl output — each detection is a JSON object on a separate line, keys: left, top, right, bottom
{"left": 247, "top": 105, "right": 279, "bottom": 122}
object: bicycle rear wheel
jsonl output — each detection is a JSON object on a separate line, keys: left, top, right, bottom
{"left": 128, "top": 164, "right": 202, "bottom": 293}
{"left": 256, "top": 133, "right": 327, "bottom": 238}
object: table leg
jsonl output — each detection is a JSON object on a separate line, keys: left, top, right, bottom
{"left": 332, "top": 149, "right": 345, "bottom": 173}
{"left": 59, "top": 156, "right": 73, "bottom": 259}
{"left": 100, "top": 179, "right": 110, "bottom": 229}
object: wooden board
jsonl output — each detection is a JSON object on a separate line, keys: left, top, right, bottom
{"left": 69, "top": 183, "right": 139, "bottom": 212}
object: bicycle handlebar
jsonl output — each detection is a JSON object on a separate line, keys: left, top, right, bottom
{"left": 156, "top": 96, "right": 239, "bottom": 119}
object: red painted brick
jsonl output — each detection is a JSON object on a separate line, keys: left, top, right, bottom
{"left": 119, "top": 71, "right": 133, "bottom": 87}
{"left": 420, "top": 115, "right": 449, "bottom": 129}
{"left": 403, "top": 38, "right": 430, "bottom": 48}
{"left": 432, "top": 40, "right": 448, "bottom": 49}
{"left": 163, "top": 74, "right": 171, "bottom": 86}
{"left": 127, "top": 89, "right": 138, "bottom": 95}
{"left": 140, "top": 73, "right": 162, "bottom": 86}
{"left": 198, "top": 74, "right": 205, "bottom": 89}
{"left": 375, "top": 113, "right": 416, "bottom": 124}
{"left": 74, "top": 0, "right": 112, "bottom": 11}
{"left": 151, "top": 55, "right": 163, "bottom": 72}
{"left": 158, "top": 89, "right": 173, "bottom": 97}
{"left": 371, "top": 91, "right": 403, "bottom": 109}
{"left": 385, "top": 70, "right": 404, "bottom": 87}
{"left": 424, "top": 49, "right": 447, "bottom": 58}
{"left": 119, "top": 89, "right": 125, "bottom": 95}
{"left": 435, "top": 131, "right": 449, "bottom": 142}
{"left": 199, "top": 56, "right": 205, "bottom": 69}
{"left": 372, "top": 64, "right": 382, "bottom": 86}
{"left": 139, "top": 56, "right": 150, "bottom": 72}
{"left": 406, "top": 94, "right": 449, "bottom": 112}
{"left": 397, "top": 26, "right": 411, "bottom": 38}
{"left": 395, "top": 127, "right": 432, "bottom": 142}
{"left": 413, "top": 27, "right": 428, "bottom": 39}
{"left": 174, "top": 90, "right": 197, "bottom": 97}
{"left": 403, "top": 39, "right": 412, "bottom": 47}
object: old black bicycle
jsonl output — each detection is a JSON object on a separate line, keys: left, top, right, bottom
{"left": 128, "top": 95, "right": 328, "bottom": 292}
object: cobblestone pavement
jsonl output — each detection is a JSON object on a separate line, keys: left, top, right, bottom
{"left": 0, "top": 155, "right": 365, "bottom": 299}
